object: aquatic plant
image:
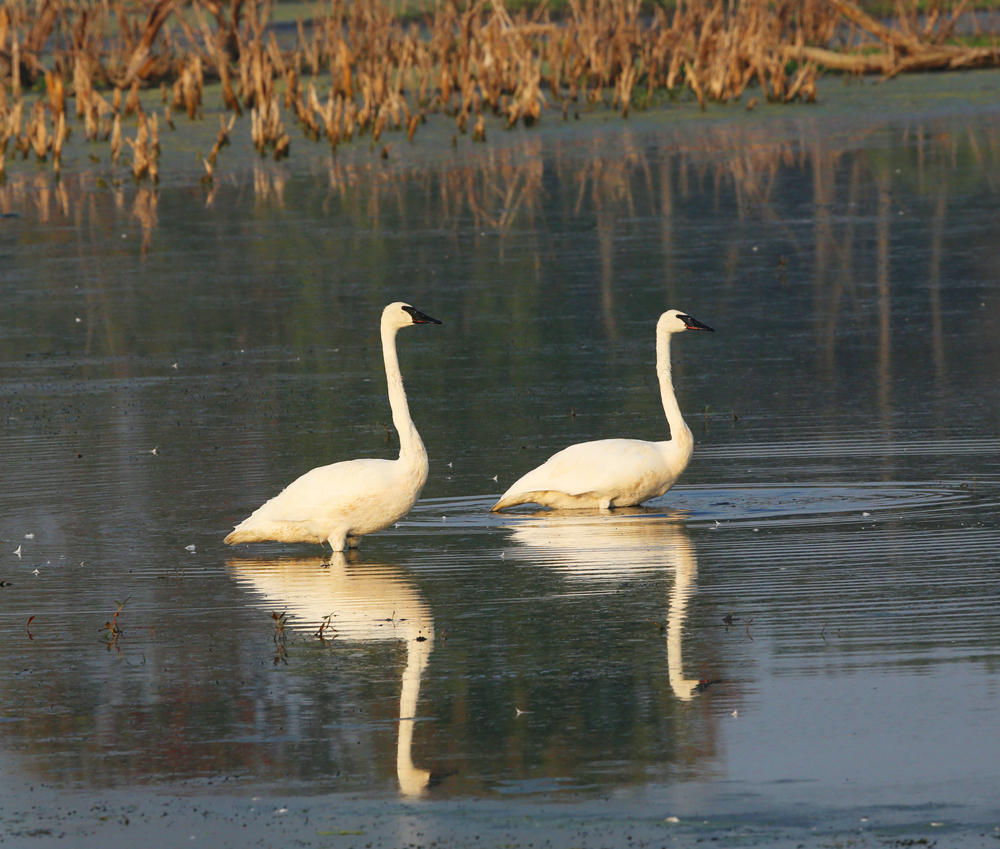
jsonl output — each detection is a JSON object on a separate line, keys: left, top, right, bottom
{"left": 271, "top": 610, "right": 290, "bottom": 664}
{"left": 101, "top": 596, "right": 130, "bottom": 650}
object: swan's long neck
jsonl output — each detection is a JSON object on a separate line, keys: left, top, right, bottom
{"left": 656, "top": 327, "right": 693, "bottom": 462}
{"left": 382, "top": 320, "right": 427, "bottom": 467}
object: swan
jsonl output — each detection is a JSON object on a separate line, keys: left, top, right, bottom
{"left": 491, "top": 309, "right": 713, "bottom": 512}
{"left": 225, "top": 302, "right": 441, "bottom": 550}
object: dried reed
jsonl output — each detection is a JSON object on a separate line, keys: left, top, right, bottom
{"left": 0, "top": 0, "right": 995, "bottom": 181}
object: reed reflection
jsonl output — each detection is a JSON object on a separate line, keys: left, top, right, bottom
{"left": 504, "top": 511, "right": 706, "bottom": 702}
{"left": 227, "top": 554, "right": 437, "bottom": 797}
{"left": 3, "top": 115, "right": 998, "bottom": 411}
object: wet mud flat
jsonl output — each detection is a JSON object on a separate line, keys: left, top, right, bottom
{"left": 2, "top": 70, "right": 1000, "bottom": 848}
{"left": 3, "top": 783, "right": 999, "bottom": 848}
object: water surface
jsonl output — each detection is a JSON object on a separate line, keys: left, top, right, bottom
{"left": 1, "top": 70, "right": 999, "bottom": 846}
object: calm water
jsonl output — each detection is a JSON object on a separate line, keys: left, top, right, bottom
{"left": 1, "top": 71, "right": 999, "bottom": 845}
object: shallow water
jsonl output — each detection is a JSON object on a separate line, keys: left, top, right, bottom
{"left": 1, "top": 71, "right": 999, "bottom": 845}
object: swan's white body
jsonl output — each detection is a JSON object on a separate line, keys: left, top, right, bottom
{"left": 225, "top": 302, "right": 441, "bottom": 550}
{"left": 492, "top": 310, "right": 713, "bottom": 512}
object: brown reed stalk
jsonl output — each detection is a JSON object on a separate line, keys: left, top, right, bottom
{"left": 28, "top": 100, "right": 50, "bottom": 160}
{"left": 0, "top": 5, "right": 9, "bottom": 55}
{"left": 0, "top": 103, "right": 21, "bottom": 180}
{"left": 149, "top": 111, "right": 160, "bottom": 155}
{"left": 126, "top": 111, "right": 153, "bottom": 181}
{"left": 204, "top": 113, "right": 236, "bottom": 181}
{"left": 52, "top": 110, "right": 65, "bottom": 177}
{"left": 124, "top": 79, "right": 141, "bottom": 116}
{"left": 45, "top": 70, "right": 65, "bottom": 120}
{"left": 284, "top": 66, "right": 299, "bottom": 109}
{"left": 10, "top": 35, "right": 21, "bottom": 99}
{"left": 183, "top": 54, "right": 203, "bottom": 119}
{"left": 73, "top": 53, "right": 92, "bottom": 120}
{"left": 111, "top": 113, "right": 122, "bottom": 165}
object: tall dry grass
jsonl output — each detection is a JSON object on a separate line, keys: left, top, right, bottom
{"left": 0, "top": 0, "right": 995, "bottom": 181}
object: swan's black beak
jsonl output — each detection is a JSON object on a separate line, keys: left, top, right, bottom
{"left": 680, "top": 315, "right": 714, "bottom": 332}
{"left": 403, "top": 306, "right": 442, "bottom": 325}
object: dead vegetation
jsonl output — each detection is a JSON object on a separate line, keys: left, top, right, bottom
{"left": 0, "top": 0, "right": 996, "bottom": 181}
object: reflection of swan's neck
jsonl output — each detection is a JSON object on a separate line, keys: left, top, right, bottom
{"left": 396, "top": 625, "right": 434, "bottom": 797}
{"left": 381, "top": 319, "right": 427, "bottom": 470}
{"left": 656, "top": 327, "right": 693, "bottom": 465}
{"left": 667, "top": 537, "right": 699, "bottom": 701}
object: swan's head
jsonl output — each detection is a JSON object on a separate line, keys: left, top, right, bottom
{"left": 659, "top": 310, "right": 714, "bottom": 334}
{"left": 383, "top": 302, "right": 443, "bottom": 331}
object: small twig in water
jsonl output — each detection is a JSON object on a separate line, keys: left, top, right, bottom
{"left": 271, "top": 610, "right": 289, "bottom": 641}
{"left": 271, "top": 611, "right": 290, "bottom": 664}
{"left": 101, "top": 596, "right": 131, "bottom": 649}
{"left": 315, "top": 613, "right": 338, "bottom": 642}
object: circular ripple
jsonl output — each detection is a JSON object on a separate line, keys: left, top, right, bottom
{"left": 406, "top": 481, "right": 992, "bottom": 532}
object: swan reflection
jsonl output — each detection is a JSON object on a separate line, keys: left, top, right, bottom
{"left": 505, "top": 509, "right": 705, "bottom": 700}
{"left": 227, "top": 555, "right": 436, "bottom": 796}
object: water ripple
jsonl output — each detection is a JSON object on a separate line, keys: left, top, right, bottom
{"left": 406, "top": 480, "right": 996, "bottom": 531}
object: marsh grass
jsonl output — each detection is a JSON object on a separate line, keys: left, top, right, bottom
{"left": 0, "top": 0, "right": 996, "bottom": 183}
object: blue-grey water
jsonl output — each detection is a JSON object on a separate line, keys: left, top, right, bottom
{"left": 1, "top": 70, "right": 999, "bottom": 847}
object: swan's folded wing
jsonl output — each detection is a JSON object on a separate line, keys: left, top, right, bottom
{"left": 506, "top": 439, "right": 667, "bottom": 497}
{"left": 247, "top": 458, "right": 398, "bottom": 523}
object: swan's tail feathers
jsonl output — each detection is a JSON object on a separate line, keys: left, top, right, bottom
{"left": 491, "top": 492, "right": 530, "bottom": 512}
{"left": 493, "top": 489, "right": 606, "bottom": 511}
{"left": 224, "top": 527, "right": 254, "bottom": 545}
{"left": 224, "top": 517, "right": 314, "bottom": 545}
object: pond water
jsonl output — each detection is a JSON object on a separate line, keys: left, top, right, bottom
{"left": 1, "top": 71, "right": 999, "bottom": 847}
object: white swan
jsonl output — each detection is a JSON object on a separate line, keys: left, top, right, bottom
{"left": 225, "top": 302, "right": 441, "bottom": 550}
{"left": 492, "top": 310, "right": 713, "bottom": 512}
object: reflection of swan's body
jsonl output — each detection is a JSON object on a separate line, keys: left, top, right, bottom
{"left": 228, "top": 555, "right": 436, "bottom": 796}
{"left": 505, "top": 511, "right": 704, "bottom": 700}
{"left": 493, "top": 311, "right": 713, "bottom": 512}
{"left": 226, "top": 303, "right": 441, "bottom": 551}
